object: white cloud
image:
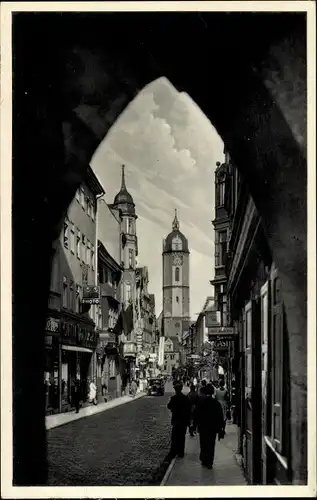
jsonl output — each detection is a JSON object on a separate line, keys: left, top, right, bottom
{"left": 91, "top": 77, "right": 224, "bottom": 317}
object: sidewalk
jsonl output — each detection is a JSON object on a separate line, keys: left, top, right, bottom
{"left": 46, "top": 391, "right": 145, "bottom": 430}
{"left": 162, "top": 422, "right": 247, "bottom": 486}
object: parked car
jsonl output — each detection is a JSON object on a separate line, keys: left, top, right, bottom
{"left": 147, "top": 378, "right": 165, "bottom": 396}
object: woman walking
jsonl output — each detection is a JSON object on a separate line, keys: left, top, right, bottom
{"left": 215, "top": 380, "right": 229, "bottom": 432}
{"left": 88, "top": 378, "right": 97, "bottom": 405}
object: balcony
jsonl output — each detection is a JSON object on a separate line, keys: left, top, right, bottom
{"left": 100, "top": 282, "right": 119, "bottom": 302}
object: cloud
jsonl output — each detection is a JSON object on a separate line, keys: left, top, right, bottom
{"left": 91, "top": 77, "right": 224, "bottom": 317}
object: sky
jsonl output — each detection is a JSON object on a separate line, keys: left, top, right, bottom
{"left": 91, "top": 77, "right": 224, "bottom": 319}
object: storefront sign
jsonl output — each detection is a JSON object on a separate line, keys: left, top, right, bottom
{"left": 82, "top": 285, "right": 100, "bottom": 305}
{"left": 213, "top": 340, "right": 230, "bottom": 350}
{"left": 208, "top": 326, "right": 236, "bottom": 336}
{"left": 45, "top": 317, "right": 59, "bottom": 333}
{"left": 209, "top": 334, "right": 236, "bottom": 341}
{"left": 61, "top": 321, "right": 97, "bottom": 349}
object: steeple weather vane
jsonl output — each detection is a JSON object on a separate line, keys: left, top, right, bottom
{"left": 121, "top": 164, "right": 127, "bottom": 190}
{"left": 172, "top": 208, "right": 180, "bottom": 231}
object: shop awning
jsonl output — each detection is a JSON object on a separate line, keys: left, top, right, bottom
{"left": 62, "top": 345, "right": 93, "bottom": 353}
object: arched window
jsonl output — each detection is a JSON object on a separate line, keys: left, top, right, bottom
{"left": 175, "top": 267, "right": 180, "bottom": 282}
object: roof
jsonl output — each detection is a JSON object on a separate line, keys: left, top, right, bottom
{"left": 165, "top": 335, "right": 180, "bottom": 352}
{"left": 163, "top": 209, "right": 189, "bottom": 253}
{"left": 113, "top": 165, "right": 135, "bottom": 215}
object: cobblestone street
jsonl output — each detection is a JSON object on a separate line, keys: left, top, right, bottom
{"left": 47, "top": 391, "right": 172, "bottom": 486}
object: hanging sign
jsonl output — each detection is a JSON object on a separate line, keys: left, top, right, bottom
{"left": 82, "top": 285, "right": 100, "bottom": 305}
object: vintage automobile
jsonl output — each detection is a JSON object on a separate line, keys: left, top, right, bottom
{"left": 147, "top": 378, "right": 165, "bottom": 396}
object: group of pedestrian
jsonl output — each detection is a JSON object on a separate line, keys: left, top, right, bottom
{"left": 167, "top": 378, "right": 228, "bottom": 469}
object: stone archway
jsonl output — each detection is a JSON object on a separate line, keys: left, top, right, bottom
{"left": 12, "top": 11, "right": 307, "bottom": 485}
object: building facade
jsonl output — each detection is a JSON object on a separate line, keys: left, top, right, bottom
{"left": 135, "top": 267, "right": 158, "bottom": 380}
{"left": 110, "top": 165, "right": 138, "bottom": 383}
{"left": 219, "top": 152, "right": 293, "bottom": 485}
{"left": 162, "top": 210, "right": 190, "bottom": 341}
{"left": 97, "top": 239, "right": 123, "bottom": 400}
{"left": 163, "top": 337, "right": 180, "bottom": 377}
{"left": 45, "top": 166, "right": 104, "bottom": 414}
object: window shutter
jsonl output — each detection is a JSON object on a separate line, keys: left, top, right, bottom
{"left": 260, "top": 281, "right": 270, "bottom": 436}
{"left": 270, "top": 267, "right": 283, "bottom": 453}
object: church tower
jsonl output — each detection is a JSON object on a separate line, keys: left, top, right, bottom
{"left": 112, "top": 165, "right": 138, "bottom": 345}
{"left": 162, "top": 210, "right": 190, "bottom": 341}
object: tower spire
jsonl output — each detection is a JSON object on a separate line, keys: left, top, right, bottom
{"left": 121, "top": 164, "right": 126, "bottom": 190}
{"left": 172, "top": 208, "right": 180, "bottom": 231}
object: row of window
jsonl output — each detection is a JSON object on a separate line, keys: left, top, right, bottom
{"left": 75, "top": 187, "right": 96, "bottom": 221}
{"left": 164, "top": 354, "right": 175, "bottom": 360}
{"left": 63, "top": 221, "right": 95, "bottom": 270}
{"left": 98, "top": 265, "right": 118, "bottom": 288}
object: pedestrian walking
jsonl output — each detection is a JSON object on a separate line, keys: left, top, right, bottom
{"left": 188, "top": 384, "right": 199, "bottom": 436}
{"left": 167, "top": 382, "right": 191, "bottom": 459}
{"left": 215, "top": 379, "right": 229, "bottom": 432}
{"left": 199, "top": 379, "right": 207, "bottom": 396}
{"left": 130, "top": 379, "right": 137, "bottom": 397}
{"left": 73, "top": 378, "right": 81, "bottom": 414}
{"left": 195, "top": 383, "right": 225, "bottom": 469}
{"left": 88, "top": 378, "right": 97, "bottom": 405}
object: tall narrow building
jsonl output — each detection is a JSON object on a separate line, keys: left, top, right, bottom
{"left": 111, "top": 165, "right": 138, "bottom": 380}
{"left": 162, "top": 210, "right": 190, "bottom": 342}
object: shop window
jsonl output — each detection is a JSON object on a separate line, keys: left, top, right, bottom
{"left": 175, "top": 267, "right": 180, "bottom": 282}
{"left": 76, "top": 229, "right": 81, "bottom": 259}
{"left": 63, "top": 220, "right": 69, "bottom": 248}
{"left": 70, "top": 223, "right": 75, "bottom": 253}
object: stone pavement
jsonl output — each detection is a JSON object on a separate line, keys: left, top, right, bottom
{"left": 47, "top": 391, "right": 173, "bottom": 485}
{"left": 46, "top": 391, "right": 145, "bottom": 430}
{"left": 163, "top": 422, "right": 247, "bottom": 486}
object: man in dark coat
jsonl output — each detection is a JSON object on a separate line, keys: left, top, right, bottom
{"left": 167, "top": 382, "right": 191, "bottom": 458}
{"left": 188, "top": 384, "right": 199, "bottom": 436}
{"left": 195, "top": 383, "right": 225, "bottom": 469}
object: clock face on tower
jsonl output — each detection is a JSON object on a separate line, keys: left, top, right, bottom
{"left": 172, "top": 253, "right": 183, "bottom": 266}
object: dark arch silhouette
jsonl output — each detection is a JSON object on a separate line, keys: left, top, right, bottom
{"left": 12, "top": 11, "right": 307, "bottom": 485}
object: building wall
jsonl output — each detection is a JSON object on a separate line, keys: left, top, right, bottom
{"left": 97, "top": 200, "right": 121, "bottom": 264}
{"left": 163, "top": 251, "right": 190, "bottom": 338}
{"left": 60, "top": 183, "right": 97, "bottom": 312}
